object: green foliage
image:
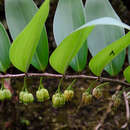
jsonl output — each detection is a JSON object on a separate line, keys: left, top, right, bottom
{"left": 123, "top": 66, "right": 130, "bottom": 83}
{"left": 0, "top": 23, "right": 11, "bottom": 73}
{"left": 0, "top": 0, "right": 129, "bottom": 84}
{"left": 5, "top": 0, "right": 49, "bottom": 71}
{"left": 50, "top": 25, "right": 94, "bottom": 74}
{"left": 50, "top": 17, "right": 130, "bottom": 74}
{"left": 9, "top": 0, "right": 50, "bottom": 72}
{"left": 128, "top": 47, "right": 130, "bottom": 64}
{"left": 89, "top": 32, "right": 130, "bottom": 76}
{"left": 85, "top": 0, "right": 125, "bottom": 76}
{"left": 53, "top": 0, "right": 87, "bottom": 72}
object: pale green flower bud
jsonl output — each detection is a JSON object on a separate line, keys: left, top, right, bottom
{"left": 36, "top": 88, "right": 50, "bottom": 102}
{"left": 64, "top": 90, "right": 74, "bottom": 101}
{"left": 112, "top": 94, "right": 121, "bottom": 108}
{"left": 22, "top": 92, "right": 34, "bottom": 104}
{"left": 0, "top": 90, "right": 5, "bottom": 101}
{"left": 19, "top": 91, "right": 26, "bottom": 101}
{"left": 92, "top": 87, "right": 103, "bottom": 99}
{"left": 82, "top": 92, "right": 92, "bottom": 105}
{"left": 3, "top": 89, "right": 12, "bottom": 100}
{"left": 52, "top": 93, "right": 65, "bottom": 108}
{"left": 28, "top": 93, "right": 34, "bottom": 103}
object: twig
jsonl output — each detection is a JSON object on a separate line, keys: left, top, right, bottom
{"left": 121, "top": 91, "right": 130, "bottom": 129}
{"left": 95, "top": 102, "right": 113, "bottom": 130}
{"left": 0, "top": 73, "right": 129, "bottom": 86}
{"left": 95, "top": 85, "right": 122, "bottom": 130}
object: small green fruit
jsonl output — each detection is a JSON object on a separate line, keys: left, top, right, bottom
{"left": 64, "top": 90, "right": 74, "bottom": 101}
{"left": 0, "top": 90, "right": 5, "bottom": 101}
{"left": 52, "top": 93, "right": 65, "bottom": 108}
{"left": 82, "top": 92, "right": 92, "bottom": 105}
{"left": 3, "top": 89, "right": 12, "bottom": 100}
{"left": 36, "top": 88, "right": 50, "bottom": 102}
{"left": 92, "top": 87, "right": 103, "bottom": 99}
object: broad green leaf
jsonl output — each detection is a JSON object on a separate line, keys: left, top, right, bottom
{"left": 124, "top": 66, "right": 130, "bottom": 83}
{"left": 53, "top": 0, "right": 87, "bottom": 72}
{"left": 85, "top": 0, "right": 125, "bottom": 76}
{"left": 5, "top": 0, "right": 49, "bottom": 71}
{"left": 0, "top": 23, "right": 10, "bottom": 73}
{"left": 89, "top": 31, "right": 130, "bottom": 76}
{"left": 9, "top": 0, "right": 50, "bottom": 72}
{"left": 128, "top": 47, "right": 130, "bottom": 63}
{"left": 50, "top": 17, "right": 130, "bottom": 74}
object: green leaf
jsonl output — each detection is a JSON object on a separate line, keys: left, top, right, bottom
{"left": 128, "top": 47, "right": 130, "bottom": 64}
{"left": 50, "top": 17, "right": 130, "bottom": 74}
{"left": 53, "top": 0, "right": 87, "bottom": 72}
{"left": 5, "top": 0, "right": 49, "bottom": 71}
{"left": 89, "top": 31, "right": 130, "bottom": 76}
{"left": 124, "top": 66, "right": 130, "bottom": 83}
{"left": 85, "top": 0, "right": 125, "bottom": 76}
{"left": 0, "top": 23, "right": 11, "bottom": 73}
{"left": 9, "top": 0, "right": 50, "bottom": 72}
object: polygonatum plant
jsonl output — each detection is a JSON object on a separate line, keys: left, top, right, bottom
{"left": 0, "top": 0, "right": 129, "bottom": 83}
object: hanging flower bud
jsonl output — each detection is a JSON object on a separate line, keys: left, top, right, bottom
{"left": 3, "top": 89, "right": 12, "bottom": 100}
{"left": 63, "top": 79, "right": 76, "bottom": 102}
{"left": 0, "top": 90, "right": 5, "bottom": 101}
{"left": 22, "top": 92, "right": 28, "bottom": 103}
{"left": 92, "top": 87, "right": 103, "bottom": 99}
{"left": 52, "top": 93, "right": 65, "bottom": 108}
{"left": 19, "top": 77, "right": 34, "bottom": 104}
{"left": 36, "top": 77, "right": 50, "bottom": 102}
{"left": 28, "top": 93, "right": 34, "bottom": 103}
{"left": 112, "top": 94, "right": 121, "bottom": 108}
{"left": 36, "top": 88, "right": 50, "bottom": 102}
{"left": 92, "top": 82, "right": 109, "bottom": 99}
{"left": 64, "top": 89, "right": 74, "bottom": 101}
{"left": 81, "top": 92, "right": 93, "bottom": 105}
{"left": 22, "top": 92, "right": 34, "bottom": 104}
{"left": 19, "top": 91, "right": 26, "bottom": 102}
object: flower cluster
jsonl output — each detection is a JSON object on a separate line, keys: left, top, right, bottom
{"left": 19, "top": 91, "right": 34, "bottom": 104}
{"left": 0, "top": 79, "right": 12, "bottom": 101}
{"left": 0, "top": 78, "right": 123, "bottom": 110}
{"left": 0, "top": 88, "right": 12, "bottom": 101}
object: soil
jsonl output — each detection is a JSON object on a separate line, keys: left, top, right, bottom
{"left": 0, "top": 0, "right": 130, "bottom": 130}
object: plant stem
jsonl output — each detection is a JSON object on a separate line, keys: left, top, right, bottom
{"left": 39, "top": 77, "right": 44, "bottom": 89}
{"left": 86, "top": 79, "right": 97, "bottom": 93}
{"left": 1, "top": 78, "right": 4, "bottom": 89}
{"left": 57, "top": 77, "right": 63, "bottom": 93}
{"left": 96, "top": 82, "right": 110, "bottom": 89}
{"left": 23, "top": 77, "right": 27, "bottom": 92}
{"left": 67, "top": 79, "right": 76, "bottom": 90}
{"left": 0, "top": 73, "right": 129, "bottom": 86}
